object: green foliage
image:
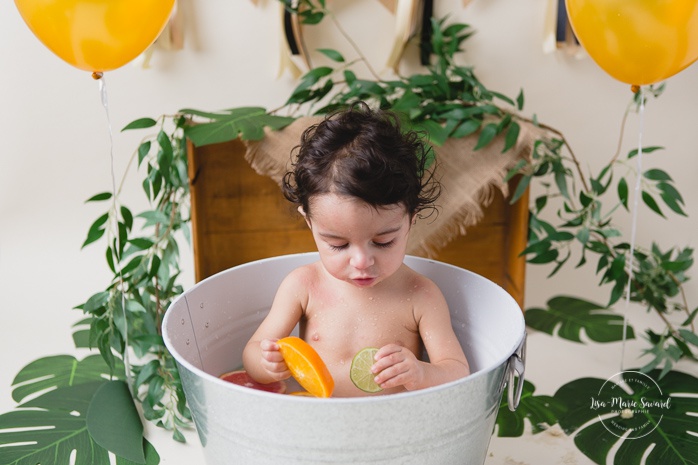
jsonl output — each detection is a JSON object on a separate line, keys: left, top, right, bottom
{"left": 553, "top": 370, "right": 698, "bottom": 465}
{"left": 525, "top": 296, "right": 635, "bottom": 343}
{"left": 11, "top": 354, "right": 124, "bottom": 402}
{"left": 279, "top": 15, "right": 521, "bottom": 153}
{"left": 75, "top": 113, "right": 192, "bottom": 441}
{"left": 280, "top": 0, "right": 327, "bottom": 25}
{"left": 181, "top": 107, "right": 295, "bottom": 146}
{"left": 86, "top": 381, "right": 147, "bottom": 463}
{"left": 495, "top": 380, "right": 567, "bottom": 436}
{"left": 0, "top": 355, "right": 158, "bottom": 465}
{"left": 515, "top": 89, "right": 697, "bottom": 376}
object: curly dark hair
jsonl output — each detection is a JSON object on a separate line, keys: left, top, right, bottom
{"left": 282, "top": 102, "right": 440, "bottom": 218}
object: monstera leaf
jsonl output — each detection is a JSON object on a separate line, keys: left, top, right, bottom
{"left": 554, "top": 369, "right": 698, "bottom": 465}
{"left": 0, "top": 355, "right": 158, "bottom": 465}
{"left": 495, "top": 380, "right": 567, "bottom": 436}
{"left": 525, "top": 296, "right": 635, "bottom": 343}
{"left": 10, "top": 354, "right": 124, "bottom": 403}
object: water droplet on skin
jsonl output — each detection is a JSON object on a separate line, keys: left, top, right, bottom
{"left": 368, "top": 297, "right": 374, "bottom": 301}
{"left": 186, "top": 339, "right": 190, "bottom": 345}
{"left": 200, "top": 302, "right": 204, "bottom": 308}
{"left": 205, "top": 321, "right": 209, "bottom": 328}
{"left": 181, "top": 319, "right": 185, "bottom": 325}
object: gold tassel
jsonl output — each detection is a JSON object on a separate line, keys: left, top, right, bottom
{"left": 290, "top": 2, "right": 312, "bottom": 69}
{"left": 158, "top": 0, "right": 185, "bottom": 51}
{"left": 278, "top": 2, "right": 305, "bottom": 79}
{"left": 377, "top": 0, "right": 396, "bottom": 13}
{"left": 542, "top": 0, "right": 557, "bottom": 54}
{"left": 385, "top": 0, "right": 422, "bottom": 73}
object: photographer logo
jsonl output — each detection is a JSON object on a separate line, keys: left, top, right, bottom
{"left": 589, "top": 371, "right": 671, "bottom": 439}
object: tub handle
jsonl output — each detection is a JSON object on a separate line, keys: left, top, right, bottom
{"left": 506, "top": 332, "right": 526, "bottom": 411}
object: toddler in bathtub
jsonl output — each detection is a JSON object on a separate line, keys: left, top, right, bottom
{"left": 243, "top": 102, "right": 470, "bottom": 397}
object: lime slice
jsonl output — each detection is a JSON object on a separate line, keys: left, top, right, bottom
{"left": 350, "top": 347, "right": 382, "bottom": 393}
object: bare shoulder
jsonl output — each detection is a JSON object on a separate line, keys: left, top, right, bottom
{"left": 401, "top": 265, "right": 449, "bottom": 315}
{"left": 277, "top": 262, "right": 322, "bottom": 294}
{"left": 285, "top": 261, "right": 318, "bottom": 282}
{"left": 402, "top": 265, "right": 445, "bottom": 299}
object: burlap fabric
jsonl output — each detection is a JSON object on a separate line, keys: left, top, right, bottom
{"left": 244, "top": 116, "right": 546, "bottom": 257}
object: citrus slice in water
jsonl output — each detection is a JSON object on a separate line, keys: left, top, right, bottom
{"left": 219, "top": 370, "right": 286, "bottom": 394}
{"left": 277, "top": 336, "right": 334, "bottom": 398}
{"left": 350, "top": 347, "right": 382, "bottom": 393}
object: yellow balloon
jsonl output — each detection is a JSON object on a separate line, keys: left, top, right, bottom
{"left": 566, "top": 0, "right": 698, "bottom": 86}
{"left": 15, "top": 0, "right": 175, "bottom": 73}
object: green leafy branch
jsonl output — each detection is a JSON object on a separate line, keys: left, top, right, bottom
{"left": 77, "top": 114, "right": 193, "bottom": 441}
{"left": 281, "top": 15, "right": 524, "bottom": 152}
{"left": 517, "top": 88, "right": 697, "bottom": 376}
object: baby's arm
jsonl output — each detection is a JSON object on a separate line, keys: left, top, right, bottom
{"left": 242, "top": 268, "right": 307, "bottom": 384}
{"left": 372, "top": 277, "right": 469, "bottom": 391}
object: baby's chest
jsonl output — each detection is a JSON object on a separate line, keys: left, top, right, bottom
{"left": 302, "top": 301, "right": 420, "bottom": 358}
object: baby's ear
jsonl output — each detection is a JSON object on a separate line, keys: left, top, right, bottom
{"left": 298, "top": 206, "right": 311, "bottom": 228}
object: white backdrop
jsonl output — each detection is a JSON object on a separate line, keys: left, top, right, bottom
{"left": 1, "top": 1, "right": 697, "bottom": 463}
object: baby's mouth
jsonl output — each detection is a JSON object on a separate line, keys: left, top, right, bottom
{"left": 351, "top": 276, "right": 376, "bottom": 287}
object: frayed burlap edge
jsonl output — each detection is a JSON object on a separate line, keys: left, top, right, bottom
{"left": 243, "top": 116, "right": 547, "bottom": 257}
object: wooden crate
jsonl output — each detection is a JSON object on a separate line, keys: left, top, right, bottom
{"left": 187, "top": 138, "right": 528, "bottom": 308}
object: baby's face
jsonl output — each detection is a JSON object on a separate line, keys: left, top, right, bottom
{"left": 305, "top": 193, "right": 412, "bottom": 288}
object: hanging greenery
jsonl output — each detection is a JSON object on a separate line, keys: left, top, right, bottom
{"left": 1, "top": 2, "right": 696, "bottom": 464}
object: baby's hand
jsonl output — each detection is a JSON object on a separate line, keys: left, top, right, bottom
{"left": 259, "top": 339, "right": 291, "bottom": 381}
{"left": 372, "top": 344, "right": 424, "bottom": 391}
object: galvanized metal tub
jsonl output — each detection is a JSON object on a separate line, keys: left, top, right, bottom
{"left": 163, "top": 253, "right": 526, "bottom": 465}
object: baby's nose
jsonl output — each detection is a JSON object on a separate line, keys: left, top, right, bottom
{"left": 350, "top": 246, "right": 374, "bottom": 270}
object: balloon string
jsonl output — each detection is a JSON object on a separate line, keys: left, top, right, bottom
{"left": 620, "top": 87, "right": 645, "bottom": 371}
{"left": 97, "top": 76, "right": 134, "bottom": 393}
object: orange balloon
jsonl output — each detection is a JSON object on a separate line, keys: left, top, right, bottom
{"left": 15, "top": 0, "right": 175, "bottom": 73}
{"left": 566, "top": 0, "right": 698, "bottom": 86}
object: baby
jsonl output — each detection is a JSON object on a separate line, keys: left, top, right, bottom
{"left": 243, "top": 103, "right": 470, "bottom": 396}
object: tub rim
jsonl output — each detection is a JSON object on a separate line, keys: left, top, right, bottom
{"left": 163, "top": 252, "right": 526, "bottom": 403}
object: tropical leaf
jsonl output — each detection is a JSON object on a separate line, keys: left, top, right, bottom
{"left": 0, "top": 357, "right": 156, "bottom": 465}
{"left": 86, "top": 381, "right": 146, "bottom": 463}
{"left": 525, "top": 296, "right": 634, "bottom": 343}
{"left": 495, "top": 380, "right": 567, "bottom": 436}
{"left": 0, "top": 382, "right": 111, "bottom": 465}
{"left": 554, "top": 370, "right": 698, "bottom": 465}
{"left": 11, "top": 354, "right": 124, "bottom": 404}
{"left": 182, "top": 107, "right": 295, "bottom": 145}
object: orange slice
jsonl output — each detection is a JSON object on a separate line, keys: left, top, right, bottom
{"left": 277, "top": 336, "right": 334, "bottom": 398}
